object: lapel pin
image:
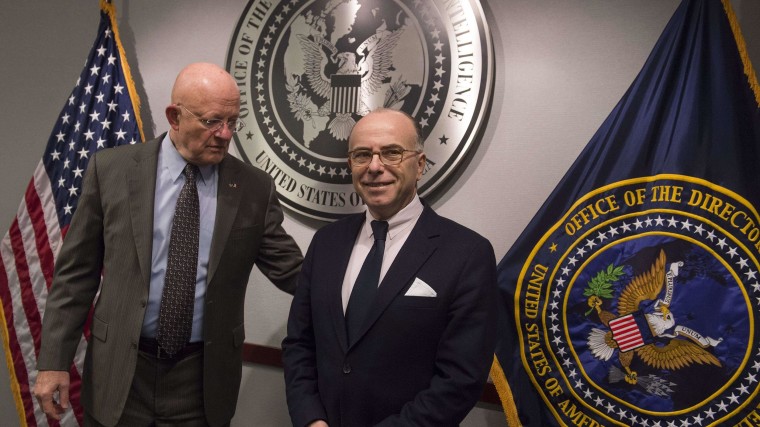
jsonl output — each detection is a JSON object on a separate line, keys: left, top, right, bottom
{"left": 229, "top": 183, "right": 237, "bottom": 188}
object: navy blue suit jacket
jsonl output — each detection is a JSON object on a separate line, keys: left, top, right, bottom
{"left": 283, "top": 204, "right": 497, "bottom": 426}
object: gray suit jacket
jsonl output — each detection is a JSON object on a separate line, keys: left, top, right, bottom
{"left": 38, "top": 137, "right": 303, "bottom": 426}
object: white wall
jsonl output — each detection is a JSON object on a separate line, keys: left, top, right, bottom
{"left": 1, "top": 1, "right": 758, "bottom": 426}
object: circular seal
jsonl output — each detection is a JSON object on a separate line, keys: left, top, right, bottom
{"left": 226, "top": 0, "right": 493, "bottom": 220}
{"left": 516, "top": 174, "right": 760, "bottom": 425}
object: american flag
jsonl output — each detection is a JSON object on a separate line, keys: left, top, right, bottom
{"left": 0, "top": 1, "right": 143, "bottom": 426}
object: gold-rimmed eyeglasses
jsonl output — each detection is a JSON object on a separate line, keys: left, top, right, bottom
{"left": 348, "top": 147, "right": 420, "bottom": 167}
{"left": 178, "top": 104, "right": 245, "bottom": 133}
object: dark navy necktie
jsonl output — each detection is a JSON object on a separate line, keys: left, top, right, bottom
{"left": 157, "top": 163, "right": 200, "bottom": 356}
{"left": 345, "top": 220, "right": 389, "bottom": 345}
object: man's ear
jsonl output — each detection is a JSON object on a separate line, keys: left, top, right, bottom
{"left": 416, "top": 152, "right": 426, "bottom": 181}
{"left": 166, "top": 105, "right": 181, "bottom": 130}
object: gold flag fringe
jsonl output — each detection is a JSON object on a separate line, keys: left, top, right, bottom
{"left": 490, "top": 356, "right": 523, "bottom": 426}
{"left": 1, "top": 301, "right": 27, "bottom": 427}
{"left": 722, "top": 0, "right": 760, "bottom": 108}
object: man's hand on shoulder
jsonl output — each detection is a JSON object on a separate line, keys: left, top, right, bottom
{"left": 33, "top": 370, "right": 70, "bottom": 420}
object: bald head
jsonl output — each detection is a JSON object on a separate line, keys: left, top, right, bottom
{"left": 171, "top": 62, "right": 239, "bottom": 107}
{"left": 166, "top": 63, "right": 241, "bottom": 166}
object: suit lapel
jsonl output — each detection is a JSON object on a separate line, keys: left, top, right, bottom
{"left": 349, "top": 206, "right": 440, "bottom": 349}
{"left": 127, "top": 139, "right": 160, "bottom": 289}
{"left": 207, "top": 156, "right": 242, "bottom": 285}
{"left": 329, "top": 215, "right": 364, "bottom": 352}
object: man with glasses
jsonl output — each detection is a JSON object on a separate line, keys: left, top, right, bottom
{"left": 34, "top": 62, "right": 303, "bottom": 426}
{"left": 283, "top": 108, "right": 497, "bottom": 426}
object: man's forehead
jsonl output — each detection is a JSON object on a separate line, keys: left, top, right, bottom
{"left": 349, "top": 118, "right": 416, "bottom": 148}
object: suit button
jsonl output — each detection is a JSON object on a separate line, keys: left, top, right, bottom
{"left": 343, "top": 363, "right": 351, "bottom": 374}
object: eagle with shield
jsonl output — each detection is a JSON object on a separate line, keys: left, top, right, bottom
{"left": 585, "top": 250, "right": 723, "bottom": 395}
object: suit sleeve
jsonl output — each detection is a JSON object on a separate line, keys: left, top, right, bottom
{"left": 378, "top": 236, "right": 498, "bottom": 426}
{"left": 282, "top": 237, "right": 328, "bottom": 427}
{"left": 255, "top": 179, "right": 303, "bottom": 295}
{"left": 37, "top": 153, "right": 106, "bottom": 371}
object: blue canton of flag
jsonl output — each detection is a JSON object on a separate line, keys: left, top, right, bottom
{"left": 0, "top": 1, "right": 143, "bottom": 426}
{"left": 46, "top": 18, "right": 143, "bottom": 231}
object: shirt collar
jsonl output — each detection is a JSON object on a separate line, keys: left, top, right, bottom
{"left": 160, "top": 134, "right": 215, "bottom": 185}
{"left": 363, "top": 195, "right": 424, "bottom": 240}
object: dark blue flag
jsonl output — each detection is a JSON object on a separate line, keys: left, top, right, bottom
{"left": 491, "top": 0, "right": 760, "bottom": 425}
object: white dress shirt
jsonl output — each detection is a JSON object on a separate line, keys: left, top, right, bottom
{"left": 341, "top": 195, "right": 424, "bottom": 312}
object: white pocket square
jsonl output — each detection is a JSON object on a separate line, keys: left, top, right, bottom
{"left": 404, "top": 277, "right": 437, "bottom": 297}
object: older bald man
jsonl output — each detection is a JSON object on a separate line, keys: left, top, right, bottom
{"left": 34, "top": 63, "right": 303, "bottom": 427}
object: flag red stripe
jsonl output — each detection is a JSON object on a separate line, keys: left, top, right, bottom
{"left": 8, "top": 220, "right": 43, "bottom": 356}
{"left": 609, "top": 316, "right": 635, "bottom": 327}
{"left": 616, "top": 337, "right": 641, "bottom": 346}
{"left": 0, "top": 251, "right": 39, "bottom": 427}
{"left": 618, "top": 342, "right": 643, "bottom": 352}
{"left": 25, "top": 179, "right": 55, "bottom": 288}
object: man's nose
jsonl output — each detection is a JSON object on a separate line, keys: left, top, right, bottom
{"left": 367, "top": 153, "right": 386, "bottom": 172}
